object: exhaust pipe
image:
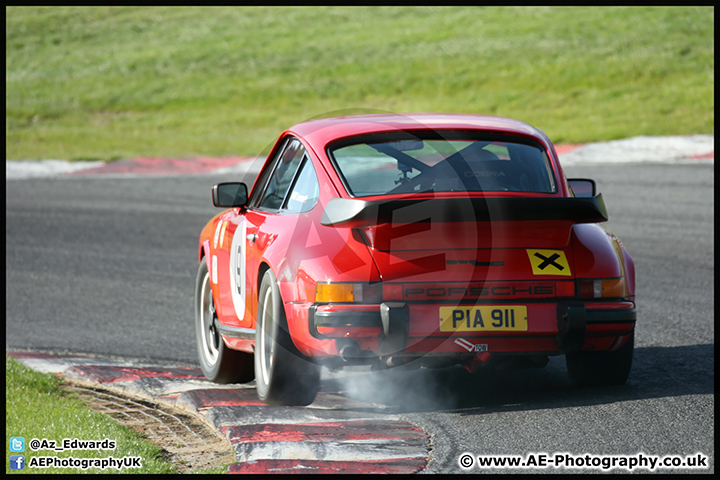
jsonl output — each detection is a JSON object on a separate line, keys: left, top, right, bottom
{"left": 339, "top": 341, "right": 362, "bottom": 362}
{"left": 384, "top": 356, "right": 409, "bottom": 368}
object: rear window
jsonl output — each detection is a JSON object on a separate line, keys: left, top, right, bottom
{"left": 328, "top": 133, "right": 556, "bottom": 197}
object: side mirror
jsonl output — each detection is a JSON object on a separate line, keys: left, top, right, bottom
{"left": 212, "top": 182, "right": 248, "bottom": 208}
{"left": 568, "top": 178, "right": 597, "bottom": 198}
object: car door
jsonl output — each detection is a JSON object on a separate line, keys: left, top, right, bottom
{"left": 218, "top": 136, "right": 314, "bottom": 329}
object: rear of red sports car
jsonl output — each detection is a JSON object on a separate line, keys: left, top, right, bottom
{"left": 196, "top": 114, "right": 636, "bottom": 406}
{"left": 291, "top": 115, "right": 635, "bottom": 387}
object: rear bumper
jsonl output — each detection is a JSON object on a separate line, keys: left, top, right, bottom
{"left": 308, "top": 301, "right": 636, "bottom": 358}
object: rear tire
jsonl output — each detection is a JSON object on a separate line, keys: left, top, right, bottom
{"left": 255, "top": 269, "right": 320, "bottom": 406}
{"left": 194, "top": 260, "right": 254, "bottom": 384}
{"left": 566, "top": 330, "right": 634, "bottom": 387}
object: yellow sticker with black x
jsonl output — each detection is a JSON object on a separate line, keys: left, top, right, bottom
{"left": 526, "top": 249, "right": 572, "bottom": 276}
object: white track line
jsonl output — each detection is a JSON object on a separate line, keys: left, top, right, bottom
{"left": 5, "top": 136, "right": 714, "bottom": 180}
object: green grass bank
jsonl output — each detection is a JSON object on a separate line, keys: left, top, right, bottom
{"left": 6, "top": 6, "right": 714, "bottom": 161}
{"left": 5, "top": 356, "right": 181, "bottom": 474}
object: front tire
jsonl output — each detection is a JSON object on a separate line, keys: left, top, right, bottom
{"left": 255, "top": 269, "right": 320, "bottom": 406}
{"left": 194, "top": 260, "right": 254, "bottom": 384}
{"left": 566, "top": 330, "right": 634, "bottom": 387}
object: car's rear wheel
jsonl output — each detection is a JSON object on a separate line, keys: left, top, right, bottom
{"left": 566, "top": 330, "right": 634, "bottom": 387}
{"left": 194, "top": 260, "right": 254, "bottom": 383}
{"left": 255, "top": 269, "right": 320, "bottom": 406}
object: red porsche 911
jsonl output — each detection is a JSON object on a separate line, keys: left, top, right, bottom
{"left": 194, "top": 113, "right": 636, "bottom": 406}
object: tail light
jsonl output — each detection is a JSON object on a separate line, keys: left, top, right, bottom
{"left": 576, "top": 278, "right": 625, "bottom": 299}
{"left": 315, "top": 283, "right": 382, "bottom": 303}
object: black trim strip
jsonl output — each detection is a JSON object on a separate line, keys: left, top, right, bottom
{"left": 586, "top": 308, "right": 637, "bottom": 324}
{"left": 314, "top": 311, "right": 382, "bottom": 328}
{"left": 217, "top": 325, "right": 256, "bottom": 340}
{"left": 585, "top": 330, "right": 634, "bottom": 337}
{"left": 417, "top": 334, "right": 556, "bottom": 339}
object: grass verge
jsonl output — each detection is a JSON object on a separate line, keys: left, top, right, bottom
{"left": 6, "top": 6, "right": 714, "bottom": 161}
{"left": 5, "top": 356, "right": 225, "bottom": 474}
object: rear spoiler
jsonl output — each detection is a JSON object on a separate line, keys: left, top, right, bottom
{"left": 320, "top": 195, "right": 608, "bottom": 228}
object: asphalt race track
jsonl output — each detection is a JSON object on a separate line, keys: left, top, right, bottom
{"left": 5, "top": 159, "right": 714, "bottom": 473}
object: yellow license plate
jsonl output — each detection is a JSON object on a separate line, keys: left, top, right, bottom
{"left": 439, "top": 306, "right": 528, "bottom": 332}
